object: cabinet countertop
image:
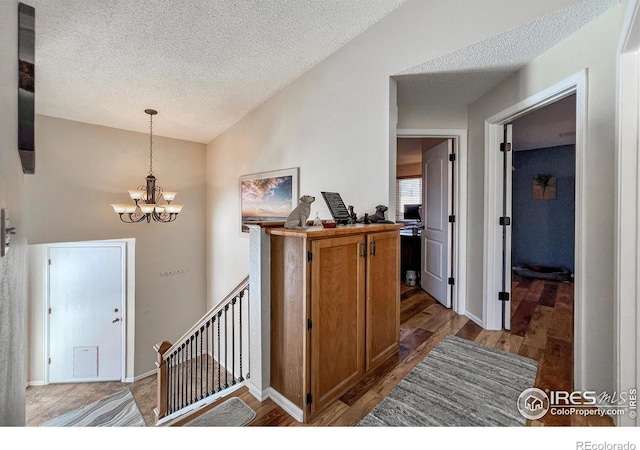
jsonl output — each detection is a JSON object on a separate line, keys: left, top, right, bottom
{"left": 265, "top": 223, "right": 404, "bottom": 238}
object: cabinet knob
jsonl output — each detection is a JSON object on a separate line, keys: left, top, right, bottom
{"left": 370, "top": 241, "right": 377, "bottom": 256}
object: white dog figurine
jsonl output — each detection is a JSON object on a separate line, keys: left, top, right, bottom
{"left": 284, "top": 195, "right": 316, "bottom": 229}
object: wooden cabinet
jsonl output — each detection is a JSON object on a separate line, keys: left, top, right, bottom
{"left": 268, "top": 224, "right": 401, "bottom": 421}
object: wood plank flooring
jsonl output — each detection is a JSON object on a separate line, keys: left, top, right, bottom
{"left": 26, "top": 276, "right": 613, "bottom": 427}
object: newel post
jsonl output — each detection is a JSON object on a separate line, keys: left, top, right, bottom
{"left": 154, "top": 340, "right": 172, "bottom": 422}
{"left": 247, "top": 224, "right": 271, "bottom": 401}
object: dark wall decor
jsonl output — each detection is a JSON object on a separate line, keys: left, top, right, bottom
{"left": 18, "top": 2, "right": 35, "bottom": 174}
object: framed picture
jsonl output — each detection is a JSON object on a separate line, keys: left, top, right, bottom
{"left": 240, "top": 168, "right": 299, "bottom": 233}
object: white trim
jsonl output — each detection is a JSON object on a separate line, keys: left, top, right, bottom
{"left": 44, "top": 240, "right": 130, "bottom": 384}
{"left": 132, "top": 370, "right": 156, "bottom": 383}
{"left": 266, "top": 387, "right": 304, "bottom": 423}
{"left": 155, "top": 382, "right": 246, "bottom": 426}
{"left": 396, "top": 128, "right": 468, "bottom": 317}
{"left": 247, "top": 383, "right": 269, "bottom": 402}
{"left": 483, "top": 70, "right": 587, "bottom": 389}
{"left": 615, "top": 0, "right": 640, "bottom": 427}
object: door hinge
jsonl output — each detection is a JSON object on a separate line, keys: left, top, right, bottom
{"left": 48, "top": 259, "right": 52, "bottom": 266}
{"left": 448, "top": 215, "right": 456, "bottom": 223}
{"left": 307, "top": 318, "right": 312, "bottom": 330}
{"left": 448, "top": 277, "right": 455, "bottom": 286}
{"left": 306, "top": 393, "right": 312, "bottom": 405}
{"left": 500, "top": 142, "right": 512, "bottom": 152}
{"left": 499, "top": 217, "right": 511, "bottom": 226}
{"left": 449, "top": 153, "right": 456, "bottom": 162}
{"left": 48, "top": 307, "right": 52, "bottom": 314}
{"left": 307, "top": 250, "right": 312, "bottom": 262}
{"left": 498, "top": 292, "right": 510, "bottom": 301}
{"left": 48, "top": 357, "right": 51, "bottom": 365}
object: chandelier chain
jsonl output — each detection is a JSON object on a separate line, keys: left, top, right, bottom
{"left": 149, "top": 113, "right": 154, "bottom": 176}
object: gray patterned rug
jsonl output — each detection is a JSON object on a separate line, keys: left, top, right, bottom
{"left": 183, "top": 397, "right": 256, "bottom": 427}
{"left": 358, "top": 334, "right": 539, "bottom": 426}
{"left": 40, "top": 389, "right": 145, "bottom": 427}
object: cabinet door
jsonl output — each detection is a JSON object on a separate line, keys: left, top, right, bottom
{"left": 310, "top": 235, "right": 366, "bottom": 415}
{"left": 366, "top": 231, "right": 400, "bottom": 370}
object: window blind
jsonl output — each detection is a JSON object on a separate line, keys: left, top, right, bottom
{"left": 396, "top": 177, "right": 422, "bottom": 222}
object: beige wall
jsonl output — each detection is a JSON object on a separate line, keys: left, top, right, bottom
{"left": 0, "top": 0, "right": 28, "bottom": 426}
{"left": 25, "top": 116, "right": 208, "bottom": 377}
{"left": 205, "top": 0, "right": 583, "bottom": 304}
{"left": 466, "top": 3, "right": 626, "bottom": 394}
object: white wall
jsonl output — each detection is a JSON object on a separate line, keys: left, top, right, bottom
{"left": 398, "top": 101, "right": 468, "bottom": 130}
{"left": 205, "top": 0, "right": 585, "bottom": 303}
{"left": 467, "top": 3, "right": 626, "bottom": 394}
{"left": 25, "top": 116, "right": 207, "bottom": 376}
{"left": 0, "top": 0, "right": 28, "bottom": 426}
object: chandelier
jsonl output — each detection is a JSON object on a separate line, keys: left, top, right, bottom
{"left": 111, "top": 109, "right": 183, "bottom": 223}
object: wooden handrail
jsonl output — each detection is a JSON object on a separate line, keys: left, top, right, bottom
{"left": 154, "top": 274, "right": 251, "bottom": 423}
{"left": 160, "top": 275, "right": 249, "bottom": 359}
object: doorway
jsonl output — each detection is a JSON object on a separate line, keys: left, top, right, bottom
{"left": 483, "top": 70, "right": 586, "bottom": 388}
{"left": 46, "top": 242, "right": 126, "bottom": 383}
{"left": 396, "top": 129, "right": 468, "bottom": 315}
{"left": 509, "top": 95, "right": 577, "bottom": 390}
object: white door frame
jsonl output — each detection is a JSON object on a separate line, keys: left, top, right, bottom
{"left": 396, "top": 129, "right": 467, "bottom": 316}
{"left": 615, "top": 0, "right": 640, "bottom": 427}
{"left": 483, "top": 70, "right": 587, "bottom": 389}
{"left": 44, "top": 240, "right": 127, "bottom": 383}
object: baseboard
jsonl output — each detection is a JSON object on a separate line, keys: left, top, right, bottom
{"left": 266, "top": 387, "right": 304, "bottom": 423}
{"left": 133, "top": 369, "right": 156, "bottom": 382}
{"left": 27, "top": 380, "right": 45, "bottom": 387}
{"left": 156, "top": 382, "right": 245, "bottom": 426}
{"left": 465, "top": 310, "right": 483, "bottom": 328}
{"left": 247, "top": 382, "right": 269, "bottom": 402}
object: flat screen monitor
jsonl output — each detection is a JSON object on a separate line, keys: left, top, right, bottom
{"left": 404, "top": 204, "right": 421, "bottom": 221}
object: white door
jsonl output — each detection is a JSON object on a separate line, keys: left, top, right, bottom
{"left": 421, "top": 140, "right": 452, "bottom": 307}
{"left": 48, "top": 243, "right": 125, "bottom": 383}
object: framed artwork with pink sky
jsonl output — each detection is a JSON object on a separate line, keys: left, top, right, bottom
{"left": 240, "top": 167, "right": 299, "bottom": 232}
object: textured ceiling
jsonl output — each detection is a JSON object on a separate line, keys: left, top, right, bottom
{"left": 27, "top": 0, "right": 619, "bottom": 145}
{"left": 395, "top": 0, "right": 620, "bottom": 107}
{"left": 29, "top": 0, "right": 407, "bottom": 143}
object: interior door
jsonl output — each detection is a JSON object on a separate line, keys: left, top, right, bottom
{"left": 501, "top": 124, "right": 513, "bottom": 330}
{"left": 48, "top": 244, "right": 125, "bottom": 383}
{"left": 421, "top": 140, "right": 452, "bottom": 307}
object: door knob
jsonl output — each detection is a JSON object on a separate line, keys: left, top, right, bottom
{"left": 112, "top": 318, "right": 121, "bottom": 323}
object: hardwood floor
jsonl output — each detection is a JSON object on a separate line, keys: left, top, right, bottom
{"left": 26, "top": 277, "right": 613, "bottom": 427}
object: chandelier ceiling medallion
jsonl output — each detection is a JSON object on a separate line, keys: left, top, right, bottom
{"left": 111, "top": 109, "right": 183, "bottom": 223}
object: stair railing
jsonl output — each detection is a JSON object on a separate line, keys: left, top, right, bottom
{"left": 154, "top": 275, "right": 250, "bottom": 424}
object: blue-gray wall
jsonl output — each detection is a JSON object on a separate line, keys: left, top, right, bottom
{"left": 512, "top": 145, "right": 575, "bottom": 274}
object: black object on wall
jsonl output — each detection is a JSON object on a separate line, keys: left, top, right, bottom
{"left": 18, "top": 2, "right": 35, "bottom": 174}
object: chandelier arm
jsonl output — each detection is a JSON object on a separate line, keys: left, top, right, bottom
{"left": 117, "top": 212, "right": 149, "bottom": 224}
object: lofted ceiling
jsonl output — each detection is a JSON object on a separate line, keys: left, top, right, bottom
{"left": 28, "top": 0, "right": 617, "bottom": 146}
{"left": 29, "top": 0, "right": 407, "bottom": 143}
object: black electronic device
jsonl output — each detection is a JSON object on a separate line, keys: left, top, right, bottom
{"left": 321, "top": 192, "right": 351, "bottom": 224}
{"left": 404, "top": 204, "right": 421, "bottom": 221}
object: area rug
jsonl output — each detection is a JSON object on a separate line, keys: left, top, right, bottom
{"left": 358, "top": 334, "right": 538, "bottom": 426}
{"left": 40, "top": 389, "right": 145, "bottom": 427}
{"left": 183, "top": 397, "right": 256, "bottom": 427}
